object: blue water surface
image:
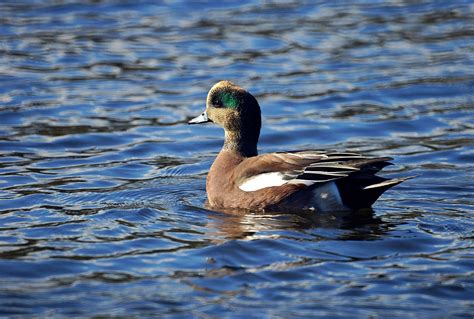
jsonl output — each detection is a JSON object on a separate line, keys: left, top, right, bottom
{"left": 1, "top": 1, "right": 473, "bottom": 317}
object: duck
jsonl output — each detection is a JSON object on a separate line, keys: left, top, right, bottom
{"left": 189, "top": 80, "right": 411, "bottom": 212}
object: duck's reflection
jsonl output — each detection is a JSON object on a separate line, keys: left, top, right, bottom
{"left": 204, "top": 203, "right": 394, "bottom": 241}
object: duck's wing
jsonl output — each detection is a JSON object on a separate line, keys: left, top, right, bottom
{"left": 235, "top": 150, "right": 393, "bottom": 192}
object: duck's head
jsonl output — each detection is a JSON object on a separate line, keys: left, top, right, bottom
{"left": 189, "top": 81, "right": 261, "bottom": 156}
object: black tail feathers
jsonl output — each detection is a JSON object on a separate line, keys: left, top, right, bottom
{"left": 336, "top": 175, "right": 414, "bottom": 210}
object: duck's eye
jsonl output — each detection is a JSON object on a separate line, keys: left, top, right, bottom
{"left": 213, "top": 99, "right": 223, "bottom": 108}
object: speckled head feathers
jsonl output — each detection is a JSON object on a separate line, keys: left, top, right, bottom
{"left": 196, "top": 81, "right": 262, "bottom": 156}
{"left": 206, "top": 81, "right": 247, "bottom": 111}
{"left": 204, "top": 81, "right": 261, "bottom": 133}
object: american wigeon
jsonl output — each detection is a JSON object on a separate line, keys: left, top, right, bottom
{"left": 189, "top": 81, "right": 411, "bottom": 212}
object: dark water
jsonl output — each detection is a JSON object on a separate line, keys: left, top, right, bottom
{"left": 1, "top": 0, "right": 473, "bottom": 317}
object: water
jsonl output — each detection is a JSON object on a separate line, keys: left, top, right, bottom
{"left": 1, "top": 0, "right": 473, "bottom": 317}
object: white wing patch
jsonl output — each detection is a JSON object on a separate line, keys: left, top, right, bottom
{"left": 238, "top": 172, "right": 288, "bottom": 192}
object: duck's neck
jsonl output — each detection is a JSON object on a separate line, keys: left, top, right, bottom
{"left": 223, "top": 129, "right": 259, "bottom": 158}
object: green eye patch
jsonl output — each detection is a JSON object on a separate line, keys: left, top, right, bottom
{"left": 219, "top": 92, "right": 238, "bottom": 109}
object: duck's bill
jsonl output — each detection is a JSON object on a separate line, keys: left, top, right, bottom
{"left": 188, "top": 111, "right": 211, "bottom": 124}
